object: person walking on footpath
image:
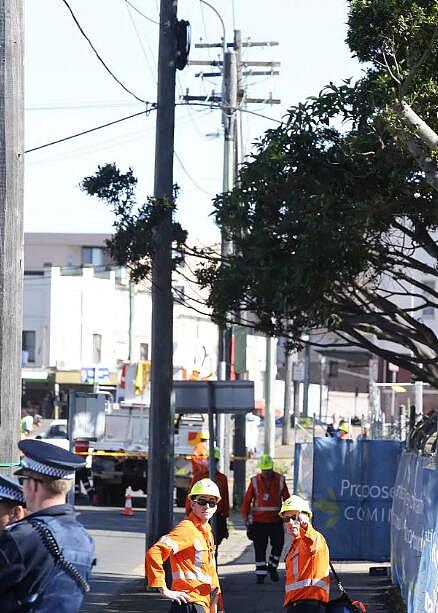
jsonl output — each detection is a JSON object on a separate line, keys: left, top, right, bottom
{"left": 185, "top": 447, "right": 230, "bottom": 560}
{"left": 0, "top": 439, "right": 95, "bottom": 612}
{"left": 280, "top": 495, "right": 330, "bottom": 612}
{"left": 147, "top": 478, "right": 224, "bottom": 613}
{"left": 0, "top": 475, "right": 26, "bottom": 534}
{"left": 241, "top": 453, "right": 290, "bottom": 584}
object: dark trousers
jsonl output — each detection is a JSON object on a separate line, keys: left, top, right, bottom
{"left": 169, "top": 603, "right": 204, "bottom": 613}
{"left": 286, "top": 601, "right": 326, "bottom": 613}
{"left": 252, "top": 521, "right": 284, "bottom": 575}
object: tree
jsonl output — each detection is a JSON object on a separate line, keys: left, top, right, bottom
{"left": 196, "top": 0, "right": 438, "bottom": 386}
{"left": 80, "top": 163, "right": 187, "bottom": 282}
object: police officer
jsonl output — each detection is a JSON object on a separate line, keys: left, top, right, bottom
{"left": 0, "top": 475, "right": 26, "bottom": 534}
{"left": 0, "top": 439, "right": 95, "bottom": 612}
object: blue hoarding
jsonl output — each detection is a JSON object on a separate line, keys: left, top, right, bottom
{"left": 312, "top": 438, "right": 402, "bottom": 560}
{"left": 391, "top": 452, "right": 438, "bottom": 612}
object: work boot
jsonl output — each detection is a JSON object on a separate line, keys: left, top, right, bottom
{"left": 268, "top": 565, "right": 279, "bottom": 582}
{"left": 256, "top": 574, "right": 265, "bottom": 584}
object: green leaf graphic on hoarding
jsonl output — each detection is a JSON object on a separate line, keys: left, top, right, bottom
{"left": 326, "top": 516, "right": 338, "bottom": 529}
{"left": 327, "top": 487, "right": 336, "bottom": 500}
{"left": 315, "top": 499, "right": 338, "bottom": 514}
{"left": 315, "top": 489, "right": 341, "bottom": 529}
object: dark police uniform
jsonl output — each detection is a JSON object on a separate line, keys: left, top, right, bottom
{"left": 0, "top": 440, "right": 95, "bottom": 612}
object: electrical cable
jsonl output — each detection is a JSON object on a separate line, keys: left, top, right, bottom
{"left": 174, "top": 151, "right": 215, "bottom": 197}
{"left": 124, "top": 0, "right": 163, "bottom": 26}
{"left": 24, "top": 104, "right": 280, "bottom": 155}
{"left": 59, "top": 0, "right": 152, "bottom": 105}
{"left": 124, "top": 0, "right": 156, "bottom": 80}
{"left": 24, "top": 108, "right": 155, "bottom": 154}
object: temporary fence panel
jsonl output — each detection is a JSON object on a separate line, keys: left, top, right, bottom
{"left": 391, "top": 452, "right": 438, "bottom": 613}
{"left": 293, "top": 441, "right": 313, "bottom": 501}
{"left": 312, "top": 437, "right": 402, "bottom": 561}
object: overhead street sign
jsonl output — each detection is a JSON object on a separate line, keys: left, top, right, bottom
{"left": 173, "top": 381, "right": 255, "bottom": 414}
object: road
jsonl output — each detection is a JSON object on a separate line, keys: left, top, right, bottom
{"left": 78, "top": 505, "right": 185, "bottom": 612}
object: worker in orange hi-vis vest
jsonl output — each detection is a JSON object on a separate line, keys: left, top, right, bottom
{"left": 241, "top": 454, "right": 290, "bottom": 584}
{"left": 191, "top": 431, "right": 209, "bottom": 483}
{"left": 185, "top": 448, "right": 230, "bottom": 561}
{"left": 280, "top": 495, "right": 330, "bottom": 612}
{"left": 146, "top": 478, "right": 224, "bottom": 613}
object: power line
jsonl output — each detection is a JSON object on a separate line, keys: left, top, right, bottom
{"left": 124, "top": 0, "right": 156, "bottom": 79}
{"left": 124, "top": 0, "right": 163, "bottom": 26}
{"left": 60, "top": 0, "right": 152, "bottom": 105}
{"left": 174, "top": 151, "right": 215, "bottom": 196}
{"left": 24, "top": 108, "right": 156, "bottom": 154}
{"left": 24, "top": 103, "right": 280, "bottom": 155}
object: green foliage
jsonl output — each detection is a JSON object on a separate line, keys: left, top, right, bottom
{"left": 197, "top": 0, "right": 438, "bottom": 385}
{"left": 80, "top": 163, "right": 187, "bottom": 282}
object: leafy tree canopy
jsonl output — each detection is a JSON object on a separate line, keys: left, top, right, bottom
{"left": 197, "top": 0, "right": 438, "bottom": 385}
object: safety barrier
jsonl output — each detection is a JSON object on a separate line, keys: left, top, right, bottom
{"left": 391, "top": 451, "right": 438, "bottom": 612}
{"left": 294, "top": 438, "right": 402, "bottom": 561}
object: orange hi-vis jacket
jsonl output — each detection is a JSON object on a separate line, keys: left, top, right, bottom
{"left": 146, "top": 512, "right": 223, "bottom": 613}
{"left": 283, "top": 522, "right": 330, "bottom": 607}
{"left": 185, "top": 470, "right": 230, "bottom": 519}
{"left": 241, "top": 471, "right": 289, "bottom": 524}
{"left": 192, "top": 442, "right": 209, "bottom": 483}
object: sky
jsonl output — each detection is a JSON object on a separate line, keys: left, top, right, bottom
{"left": 24, "top": 0, "right": 363, "bottom": 245}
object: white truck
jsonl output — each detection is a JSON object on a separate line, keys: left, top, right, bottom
{"left": 88, "top": 402, "right": 206, "bottom": 506}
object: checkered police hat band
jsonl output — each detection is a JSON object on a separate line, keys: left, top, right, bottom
{"left": 0, "top": 484, "right": 25, "bottom": 505}
{"left": 21, "top": 456, "right": 75, "bottom": 480}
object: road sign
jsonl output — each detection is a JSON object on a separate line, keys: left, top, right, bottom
{"left": 173, "top": 380, "right": 254, "bottom": 414}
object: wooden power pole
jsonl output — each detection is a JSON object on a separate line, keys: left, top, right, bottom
{"left": 146, "top": 0, "right": 178, "bottom": 550}
{"left": 0, "top": 0, "right": 24, "bottom": 473}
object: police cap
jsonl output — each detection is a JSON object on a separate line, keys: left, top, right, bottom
{"left": 15, "top": 439, "right": 85, "bottom": 480}
{"left": 0, "top": 474, "right": 26, "bottom": 506}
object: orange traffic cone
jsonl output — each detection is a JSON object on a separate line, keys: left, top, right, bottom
{"left": 122, "top": 489, "right": 134, "bottom": 516}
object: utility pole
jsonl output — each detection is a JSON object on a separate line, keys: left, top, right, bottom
{"left": 146, "top": 0, "right": 178, "bottom": 551}
{"left": 186, "top": 29, "right": 280, "bottom": 501}
{"left": 0, "top": 0, "right": 24, "bottom": 475}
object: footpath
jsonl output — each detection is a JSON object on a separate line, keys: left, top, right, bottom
{"left": 97, "top": 440, "right": 393, "bottom": 613}
{"left": 99, "top": 511, "right": 392, "bottom": 613}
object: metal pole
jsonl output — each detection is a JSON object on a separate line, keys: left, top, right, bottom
{"left": 146, "top": 0, "right": 177, "bottom": 551}
{"left": 217, "top": 49, "right": 237, "bottom": 468}
{"left": 0, "top": 0, "right": 24, "bottom": 475}
{"left": 282, "top": 348, "right": 293, "bottom": 445}
{"left": 233, "top": 413, "right": 246, "bottom": 509}
{"left": 302, "top": 335, "right": 310, "bottom": 418}
{"left": 264, "top": 336, "right": 275, "bottom": 456}
{"left": 319, "top": 356, "right": 326, "bottom": 422}
{"left": 128, "top": 280, "right": 134, "bottom": 361}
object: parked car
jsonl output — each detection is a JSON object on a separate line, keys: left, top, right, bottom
{"left": 35, "top": 419, "right": 69, "bottom": 450}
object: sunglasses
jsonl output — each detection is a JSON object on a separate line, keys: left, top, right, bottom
{"left": 18, "top": 476, "right": 43, "bottom": 486}
{"left": 193, "top": 497, "right": 217, "bottom": 508}
{"left": 283, "top": 514, "right": 300, "bottom": 523}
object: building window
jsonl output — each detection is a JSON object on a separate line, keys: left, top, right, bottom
{"left": 82, "top": 247, "right": 105, "bottom": 266}
{"left": 92, "top": 334, "right": 102, "bottom": 363}
{"left": 140, "top": 343, "right": 149, "bottom": 360}
{"left": 22, "top": 331, "right": 36, "bottom": 363}
{"left": 422, "top": 280, "right": 435, "bottom": 319}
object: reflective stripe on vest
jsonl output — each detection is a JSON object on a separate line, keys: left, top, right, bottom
{"left": 285, "top": 578, "right": 329, "bottom": 593}
{"left": 251, "top": 476, "right": 258, "bottom": 497}
{"left": 159, "top": 535, "right": 179, "bottom": 553}
{"left": 172, "top": 569, "right": 212, "bottom": 583}
{"left": 253, "top": 506, "right": 281, "bottom": 512}
{"left": 252, "top": 473, "right": 284, "bottom": 512}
